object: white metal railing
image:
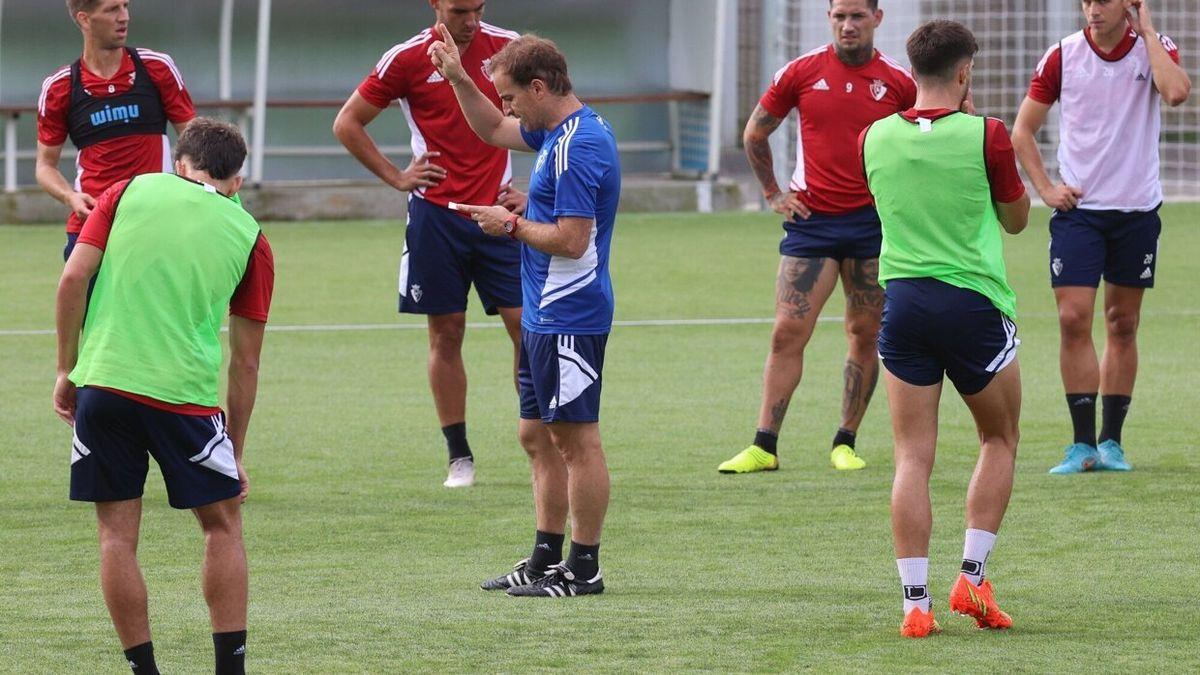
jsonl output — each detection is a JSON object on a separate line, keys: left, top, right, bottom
{"left": 1, "top": 92, "right": 709, "bottom": 193}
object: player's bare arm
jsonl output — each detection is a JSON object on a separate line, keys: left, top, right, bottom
{"left": 995, "top": 193, "right": 1031, "bottom": 235}
{"left": 496, "top": 184, "right": 528, "bottom": 214}
{"left": 1129, "top": 1, "right": 1191, "bottom": 106}
{"left": 428, "top": 24, "right": 530, "bottom": 151}
{"left": 1011, "top": 97, "right": 1082, "bottom": 211}
{"left": 53, "top": 242, "right": 104, "bottom": 425}
{"left": 36, "top": 142, "right": 96, "bottom": 219}
{"left": 227, "top": 315, "right": 266, "bottom": 503}
{"left": 743, "top": 104, "right": 811, "bottom": 220}
{"left": 333, "top": 92, "right": 448, "bottom": 192}
{"left": 454, "top": 203, "right": 592, "bottom": 259}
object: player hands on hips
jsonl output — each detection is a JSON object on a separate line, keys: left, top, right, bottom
{"left": 1011, "top": 0, "right": 1191, "bottom": 475}
{"left": 429, "top": 28, "right": 621, "bottom": 597}
{"left": 55, "top": 119, "right": 273, "bottom": 673}
{"left": 333, "top": 0, "right": 527, "bottom": 489}
{"left": 860, "top": 21, "right": 1031, "bottom": 637}
{"left": 718, "top": 0, "right": 917, "bottom": 476}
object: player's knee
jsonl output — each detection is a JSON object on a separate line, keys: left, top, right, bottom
{"left": 844, "top": 318, "right": 880, "bottom": 348}
{"left": 1104, "top": 307, "right": 1139, "bottom": 344}
{"left": 770, "top": 320, "right": 811, "bottom": 353}
{"left": 1057, "top": 304, "right": 1092, "bottom": 339}
{"left": 429, "top": 325, "right": 466, "bottom": 354}
{"left": 98, "top": 531, "right": 138, "bottom": 559}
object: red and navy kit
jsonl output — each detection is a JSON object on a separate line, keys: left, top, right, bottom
{"left": 357, "top": 24, "right": 516, "bottom": 209}
{"left": 358, "top": 24, "right": 523, "bottom": 315}
{"left": 77, "top": 179, "right": 275, "bottom": 416}
{"left": 761, "top": 45, "right": 917, "bottom": 215}
{"left": 38, "top": 47, "right": 195, "bottom": 235}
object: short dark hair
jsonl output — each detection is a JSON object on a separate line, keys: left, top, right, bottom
{"left": 489, "top": 35, "right": 573, "bottom": 95}
{"left": 66, "top": 0, "right": 104, "bottom": 20}
{"left": 829, "top": 0, "right": 879, "bottom": 10}
{"left": 906, "top": 20, "right": 979, "bottom": 81}
{"left": 174, "top": 118, "right": 247, "bottom": 180}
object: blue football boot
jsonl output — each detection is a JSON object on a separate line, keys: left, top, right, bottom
{"left": 1096, "top": 439, "right": 1133, "bottom": 471}
{"left": 1048, "top": 443, "right": 1099, "bottom": 475}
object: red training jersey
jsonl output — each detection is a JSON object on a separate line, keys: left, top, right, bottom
{"left": 760, "top": 45, "right": 917, "bottom": 215}
{"left": 38, "top": 48, "right": 196, "bottom": 234}
{"left": 357, "top": 23, "right": 517, "bottom": 209}
{"left": 855, "top": 109, "right": 1027, "bottom": 204}
{"left": 76, "top": 179, "right": 275, "bottom": 416}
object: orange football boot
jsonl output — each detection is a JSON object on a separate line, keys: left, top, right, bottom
{"left": 949, "top": 574, "right": 1013, "bottom": 629}
{"left": 900, "top": 606, "right": 941, "bottom": 638}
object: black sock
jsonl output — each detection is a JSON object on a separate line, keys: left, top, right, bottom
{"left": 1066, "top": 393, "right": 1097, "bottom": 446}
{"left": 566, "top": 541, "right": 600, "bottom": 579}
{"left": 753, "top": 429, "right": 778, "bottom": 455}
{"left": 529, "top": 530, "right": 565, "bottom": 573}
{"left": 123, "top": 641, "right": 160, "bottom": 675}
{"left": 832, "top": 427, "right": 856, "bottom": 449}
{"left": 213, "top": 630, "right": 247, "bottom": 675}
{"left": 1099, "top": 395, "right": 1132, "bottom": 445}
{"left": 442, "top": 422, "right": 472, "bottom": 462}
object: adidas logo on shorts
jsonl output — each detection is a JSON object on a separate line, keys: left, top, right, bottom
{"left": 1140, "top": 267, "right": 1152, "bottom": 280}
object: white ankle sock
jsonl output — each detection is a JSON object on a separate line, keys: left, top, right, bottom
{"left": 897, "top": 557, "right": 930, "bottom": 612}
{"left": 961, "top": 528, "right": 997, "bottom": 585}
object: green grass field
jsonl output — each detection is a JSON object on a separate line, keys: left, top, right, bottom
{"left": 2, "top": 207, "right": 1198, "bottom": 673}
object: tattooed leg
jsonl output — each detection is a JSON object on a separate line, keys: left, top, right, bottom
{"left": 755, "top": 256, "right": 840, "bottom": 433}
{"left": 839, "top": 257, "right": 884, "bottom": 431}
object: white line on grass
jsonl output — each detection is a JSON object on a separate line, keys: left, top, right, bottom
{"left": 3, "top": 310, "right": 1198, "bottom": 338}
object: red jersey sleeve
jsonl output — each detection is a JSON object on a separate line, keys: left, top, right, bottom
{"left": 230, "top": 234, "right": 275, "bottom": 322}
{"left": 1028, "top": 44, "right": 1062, "bottom": 105}
{"left": 138, "top": 49, "right": 196, "bottom": 124}
{"left": 37, "top": 69, "right": 73, "bottom": 146}
{"left": 1158, "top": 34, "right": 1182, "bottom": 64}
{"left": 759, "top": 59, "right": 803, "bottom": 119}
{"left": 76, "top": 179, "right": 134, "bottom": 250}
{"left": 984, "top": 118, "right": 1027, "bottom": 203}
{"left": 357, "top": 46, "right": 413, "bottom": 109}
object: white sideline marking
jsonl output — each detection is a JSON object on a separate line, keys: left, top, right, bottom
{"left": 2, "top": 310, "right": 1197, "bottom": 338}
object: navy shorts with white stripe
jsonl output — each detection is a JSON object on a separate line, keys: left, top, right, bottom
{"left": 518, "top": 331, "right": 608, "bottom": 424}
{"left": 877, "top": 278, "right": 1019, "bottom": 396}
{"left": 70, "top": 387, "right": 242, "bottom": 509}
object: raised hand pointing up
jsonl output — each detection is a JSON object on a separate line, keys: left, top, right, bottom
{"left": 428, "top": 23, "right": 467, "bottom": 86}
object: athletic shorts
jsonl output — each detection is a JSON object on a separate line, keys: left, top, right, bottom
{"left": 877, "top": 278, "right": 1019, "bottom": 396}
{"left": 1049, "top": 206, "right": 1161, "bottom": 288}
{"left": 780, "top": 205, "right": 882, "bottom": 261}
{"left": 398, "top": 195, "right": 522, "bottom": 315}
{"left": 518, "top": 331, "right": 608, "bottom": 424}
{"left": 70, "top": 387, "right": 241, "bottom": 509}
{"left": 64, "top": 232, "right": 79, "bottom": 261}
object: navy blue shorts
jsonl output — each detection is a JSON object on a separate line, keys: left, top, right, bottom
{"left": 70, "top": 387, "right": 241, "bottom": 509}
{"left": 518, "top": 331, "right": 607, "bottom": 424}
{"left": 64, "top": 232, "right": 78, "bottom": 261}
{"left": 1049, "top": 206, "right": 1161, "bottom": 288}
{"left": 878, "top": 279, "right": 1019, "bottom": 395}
{"left": 398, "top": 195, "right": 522, "bottom": 315}
{"left": 780, "top": 205, "right": 882, "bottom": 260}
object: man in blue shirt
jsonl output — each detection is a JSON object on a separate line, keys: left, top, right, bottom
{"left": 430, "top": 26, "right": 620, "bottom": 598}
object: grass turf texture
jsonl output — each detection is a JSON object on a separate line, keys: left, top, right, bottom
{"left": 2, "top": 206, "right": 1198, "bottom": 673}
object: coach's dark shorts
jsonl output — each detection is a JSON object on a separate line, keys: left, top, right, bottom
{"left": 70, "top": 387, "right": 241, "bottom": 509}
{"left": 878, "top": 278, "right": 1019, "bottom": 396}
{"left": 1049, "top": 206, "right": 1161, "bottom": 288}
{"left": 398, "top": 195, "right": 522, "bottom": 315}
{"left": 519, "top": 331, "right": 607, "bottom": 424}
{"left": 780, "top": 205, "right": 882, "bottom": 260}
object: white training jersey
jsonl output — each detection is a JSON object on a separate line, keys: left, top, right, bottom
{"left": 1028, "top": 28, "right": 1181, "bottom": 211}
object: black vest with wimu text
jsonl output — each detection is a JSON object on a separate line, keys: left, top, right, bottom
{"left": 67, "top": 48, "right": 167, "bottom": 150}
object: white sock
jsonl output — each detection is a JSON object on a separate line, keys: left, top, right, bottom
{"left": 961, "top": 528, "right": 997, "bottom": 585}
{"left": 897, "top": 557, "right": 930, "bottom": 613}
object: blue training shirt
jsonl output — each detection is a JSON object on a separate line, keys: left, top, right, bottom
{"left": 519, "top": 105, "right": 621, "bottom": 335}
